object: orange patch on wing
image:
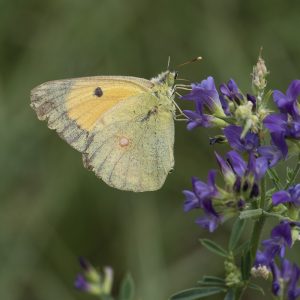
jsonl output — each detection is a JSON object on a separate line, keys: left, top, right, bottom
{"left": 66, "top": 79, "right": 149, "bottom": 131}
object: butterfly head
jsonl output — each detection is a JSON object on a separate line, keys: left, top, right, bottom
{"left": 151, "top": 70, "right": 177, "bottom": 88}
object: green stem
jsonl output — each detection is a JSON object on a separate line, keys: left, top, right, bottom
{"left": 250, "top": 177, "right": 266, "bottom": 262}
{"left": 236, "top": 178, "right": 267, "bottom": 300}
{"left": 284, "top": 154, "right": 300, "bottom": 189}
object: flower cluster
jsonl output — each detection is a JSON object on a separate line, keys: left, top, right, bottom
{"left": 252, "top": 221, "right": 300, "bottom": 299}
{"left": 263, "top": 80, "right": 300, "bottom": 158}
{"left": 74, "top": 257, "right": 113, "bottom": 297}
{"left": 182, "top": 68, "right": 270, "bottom": 231}
{"left": 180, "top": 54, "right": 300, "bottom": 299}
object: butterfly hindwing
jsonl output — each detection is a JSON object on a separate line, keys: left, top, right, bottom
{"left": 83, "top": 94, "right": 174, "bottom": 192}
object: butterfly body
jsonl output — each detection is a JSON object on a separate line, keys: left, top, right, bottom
{"left": 31, "top": 71, "right": 176, "bottom": 192}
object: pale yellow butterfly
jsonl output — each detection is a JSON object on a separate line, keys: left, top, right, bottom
{"left": 30, "top": 71, "right": 178, "bottom": 192}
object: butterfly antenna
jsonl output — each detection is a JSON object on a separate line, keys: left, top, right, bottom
{"left": 167, "top": 56, "right": 171, "bottom": 70}
{"left": 177, "top": 56, "right": 202, "bottom": 68}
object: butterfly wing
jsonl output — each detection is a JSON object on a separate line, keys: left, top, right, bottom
{"left": 30, "top": 76, "right": 153, "bottom": 152}
{"left": 83, "top": 93, "right": 174, "bottom": 192}
{"left": 31, "top": 76, "right": 174, "bottom": 192}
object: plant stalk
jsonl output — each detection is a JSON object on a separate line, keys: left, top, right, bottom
{"left": 236, "top": 178, "right": 267, "bottom": 300}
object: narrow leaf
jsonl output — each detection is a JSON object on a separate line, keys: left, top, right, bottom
{"left": 248, "top": 282, "right": 265, "bottom": 295}
{"left": 200, "top": 239, "right": 228, "bottom": 257}
{"left": 228, "top": 218, "right": 246, "bottom": 251}
{"left": 170, "top": 287, "right": 225, "bottom": 300}
{"left": 198, "top": 276, "right": 226, "bottom": 287}
{"left": 118, "top": 273, "right": 135, "bottom": 300}
{"left": 233, "top": 241, "right": 250, "bottom": 256}
{"left": 239, "top": 209, "right": 263, "bottom": 219}
{"left": 202, "top": 276, "right": 225, "bottom": 284}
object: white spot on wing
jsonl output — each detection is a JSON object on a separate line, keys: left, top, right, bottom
{"left": 119, "top": 137, "right": 129, "bottom": 147}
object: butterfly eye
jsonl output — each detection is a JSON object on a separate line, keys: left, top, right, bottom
{"left": 94, "top": 87, "right": 103, "bottom": 97}
{"left": 174, "top": 72, "right": 178, "bottom": 80}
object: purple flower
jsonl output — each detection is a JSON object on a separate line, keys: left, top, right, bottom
{"left": 248, "top": 154, "right": 268, "bottom": 182}
{"left": 74, "top": 274, "right": 89, "bottom": 291}
{"left": 288, "top": 265, "right": 300, "bottom": 300}
{"left": 254, "top": 250, "right": 270, "bottom": 268}
{"left": 195, "top": 210, "right": 221, "bottom": 232}
{"left": 183, "top": 102, "right": 214, "bottom": 130}
{"left": 226, "top": 150, "right": 248, "bottom": 178}
{"left": 272, "top": 184, "right": 300, "bottom": 206}
{"left": 183, "top": 171, "right": 222, "bottom": 232}
{"left": 269, "top": 259, "right": 300, "bottom": 300}
{"left": 224, "top": 125, "right": 259, "bottom": 153}
{"left": 262, "top": 221, "right": 292, "bottom": 260}
{"left": 264, "top": 113, "right": 288, "bottom": 134}
{"left": 182, "top": 76, "right": 226, "bottom": 117}
{"left": 263, "top": 81, "right": 300, "bottom": 157}
{"left": 247, "top": 94, "right": 256, "bottom": 109}
{"left": 270, "top": 259, "right": 293, "bottom": 296}
{"left": 220, "top": 79, "right": 242, "bottom": 103}
{"left": 263, "top": 113, "right": 289, "bottom": 157}
{"left": 273, "top": 80, "right": 300, "bottom": 118}
{"left": 258, "top": 145, "right": 283, "bottom": 167}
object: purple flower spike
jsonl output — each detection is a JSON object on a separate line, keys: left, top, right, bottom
{"left": 272, "top": 184, "right": 300, "bottom": 206}
{"left": 224, "top": 125, "right": 259, "bottom": 153}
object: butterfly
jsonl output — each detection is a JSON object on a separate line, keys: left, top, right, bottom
{"left": 30, "top": 71, "right": 179, "bottom": 192}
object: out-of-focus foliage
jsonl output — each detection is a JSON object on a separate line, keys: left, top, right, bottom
{"left": 1, "top": 0, "right": 300, "bottom": 299}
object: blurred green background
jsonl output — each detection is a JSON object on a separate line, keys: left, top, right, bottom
{"left": 1, "top": 0, "right": 300, "bottom": 299}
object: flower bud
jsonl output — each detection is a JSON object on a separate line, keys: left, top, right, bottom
{"left": 251, "top": 265, "right": 270, "bottom": 280}
{"left": 252, "top": 51, "right": 269, "bottom": 93}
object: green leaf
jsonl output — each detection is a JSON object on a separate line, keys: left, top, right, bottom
{"left": 200, "top": 239, "right": 228, "bottom": 257}
{"left": 198, "top": 276, "right": 226, "bottom": 287}
{"left": 170, "top": 287, "right": 225, "bottom": 300}
{"left": 228, "top": 218, "right": 246, "bottom": 251}
{"left": 233, "top": 241, "right": 250, "bottom": 256}
{"left": 248, "top": 282, "right": 265, "bottom": 295}
{"left": 239, "top": 209, "right": 263, "bottom": 219}
{"left": 118, "top": 273, "right": 135, "bottom": 300}
{"left": 241, "top": 250, "right": 251, "bottom": 280}
{"left": 202, "top": 276, "right": 225, "bottom": 284}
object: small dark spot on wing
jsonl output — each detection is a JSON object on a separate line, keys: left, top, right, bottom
{"left": 94, "top": 87, "right": 103, "bottom": 97}
{"left": 140, "top": 106, "right": 158, "bottom": 122}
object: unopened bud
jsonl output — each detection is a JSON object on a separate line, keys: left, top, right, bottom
{"left": 252, "top": 50, "right": 269, "bottom": 92}
{"left": 251, "top": 265, "right": 270, "bottom": 280}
